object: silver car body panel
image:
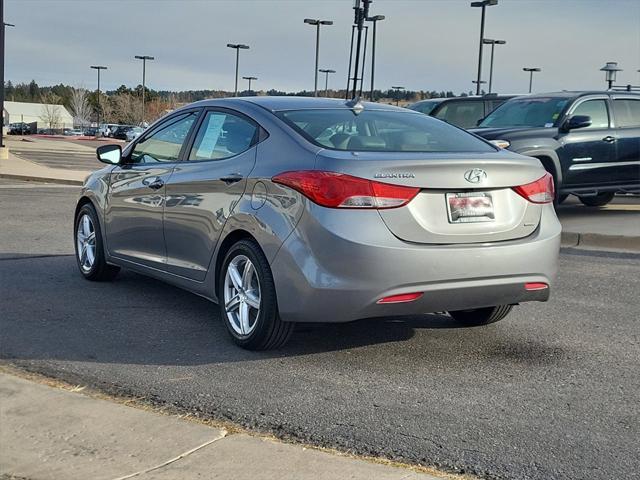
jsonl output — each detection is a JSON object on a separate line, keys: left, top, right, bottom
{"left": 77, "top": 97, "right": 561, "bottom": 322}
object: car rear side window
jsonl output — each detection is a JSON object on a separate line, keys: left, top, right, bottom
{"left": 130, "top": 113, "right": 197, "bottom": 164}
{"left": 188, "top": 111, "right": 257, "bottom": 161}
{"left": 434, "top": 101, "right": 485, "bottom": 128}
{"left": 613, "top": 99, "right": 640, "bottom": 128}
{"left": 571, "top": 99, "right": 609, "bottom": 129}
{"left": 277, "top": 109, "right": 495, "bottom": 153}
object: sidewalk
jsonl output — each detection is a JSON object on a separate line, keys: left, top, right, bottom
{"left": 0, "top": 151, "right": 88, "bottom": 185}
{"left": 0, "top": 370, "right": 446, "bottom": 480}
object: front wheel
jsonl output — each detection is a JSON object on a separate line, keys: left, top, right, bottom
{"left": 448, "top": 305, "right": 513, "bottom": 326}
{"left": 578, "top": 192, "right": 615, "bottom": 207}
{"left": 74, "top": 203, "right": 120, "bottom": 281}
{"left": 219, "top": 239, "right": 293, "bottom": 350}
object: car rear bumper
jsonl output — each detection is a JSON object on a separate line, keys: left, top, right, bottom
{"left": 271, "top": 203, "right": 561, "bottom": 323}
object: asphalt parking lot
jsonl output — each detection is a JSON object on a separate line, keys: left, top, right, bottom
{"left": 0, "top": 179, "right": 638, "bottom": 480}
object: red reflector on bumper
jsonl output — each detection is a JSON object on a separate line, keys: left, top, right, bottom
{"left": 525, "top": 282, "right": 548, "bottom": 291}
{"left": 377, "top": 292, "right": 423, "bottom": 304}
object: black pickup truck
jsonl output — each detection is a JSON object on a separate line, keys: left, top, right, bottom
{"left": 471, "top": 91, "right": 640, "bottom": 206}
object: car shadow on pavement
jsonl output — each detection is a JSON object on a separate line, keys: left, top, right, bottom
{"left": 0, "top": 254, "right": 557, "bottom": 367}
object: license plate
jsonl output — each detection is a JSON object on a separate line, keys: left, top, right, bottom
{"left": 446, "top": 192, "right": 495, "bottom": 223}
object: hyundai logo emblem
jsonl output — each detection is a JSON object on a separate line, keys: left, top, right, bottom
{"left": 464, "top": 168, "right": 487, "bottom": 184}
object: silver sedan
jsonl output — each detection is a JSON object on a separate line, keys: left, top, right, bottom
{"left": 75, "top": 97, "right": 560, "bottom": 350}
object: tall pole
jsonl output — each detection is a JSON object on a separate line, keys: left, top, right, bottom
{"left": 304, "top": 19, "right": 333, "bottom": 97}
{"left": 242, "top": 76, "right": 257, "bottom": 93}
{"left": 135, "top": 55, "right": 154, "bottom": 125}
{"left": 471, "top": 1, "right": 498, "bottom": 95}
{"left": 90, "top": 66, "right": 107, "bottom": 135}
{"left": 319, "top": 69, "right": 335, "bottom": 97}
{"left": 1, "top": 4, "right": 14, "bottom": 149}
{"left": 227, "top": 44, "right": 249, "bottom": 97}
{"left": 482, "top": 39, "right": 505, "bottom": 94}
{"left": 523, "top": 67, "right": 541, "bottom": 93}
{"left": 367, "top": 15, "right": 385, "bottom": 101}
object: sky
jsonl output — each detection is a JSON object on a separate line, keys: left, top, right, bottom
{"left": 4, "top": 0, "right": 640, "bottom": 95}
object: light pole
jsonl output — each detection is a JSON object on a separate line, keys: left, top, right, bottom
{"left": 523, "top": 67, "right": 541, "bottom": 93}
{"left": 319, "top": 69, "right": 336, "bottom": 97}
{"left": 134, "top": 55, "right": 154, "bottom": 126}
{"left": 471, "top": 0, "right": 498, "bottom": 95}
{"left": 242, "top": 76, "right": 257, "bottom": 94}
{"left": 90, "top": 65, "right": 107, "bottom": 135}
{"left": 392, "top": 86, "right": 405, "bottom": 106}
{"left": 304, "top": 18, "right": 333, "bottom": 97}
{"left": 482, "top": 38, "right": 505, "bottom": 94}
{"left": 1, "top": 9, "right": 15, "bottom": 150}
{"left": 227, "top": 43, "right": 249, "bottom": 97}
{"left": 600, "top": 62, "right": 622, "bottom": 90}
{"left": 367, "top": 14, "right": 385, "bottom": 101}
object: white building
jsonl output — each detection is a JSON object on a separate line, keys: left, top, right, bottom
{"left": 3, "top": 101, "right": 74, "bottom": 132}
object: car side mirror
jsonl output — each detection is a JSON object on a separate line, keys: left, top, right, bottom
{"left": 96, "top": 144, "right": 122, "bottom": 165}
{"left": 561, "top": 115, "right": 591, "bottom": 132}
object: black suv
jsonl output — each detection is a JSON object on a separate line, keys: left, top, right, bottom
{"left": 408, "top": 95, "right": 516, "bottom": 129}
{"left": 472, "top": 92, "right": 640, "bottom": 206}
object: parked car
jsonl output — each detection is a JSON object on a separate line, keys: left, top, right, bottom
{"left": 111, "top": 125, "right": 136, "bottom": 140}
{"left": 408, "top": 94, "right": 516, "bottom": 129}
{"left": 125, "top": 126, "right": 144, "bottom": 142}
{"left": 7, "top": 122, "right": 32, "bottom": 135}
{"left": 471, "top": 92, "right": 640, "bottom": 206}
{"left": 65, "top": 128, "right": 84, "bottom": 136}
{"left": 75, "top": 97, "right": 560, "bottom": 350}
{"left": 83, "top": 127, "right": 98, "bottom": 137}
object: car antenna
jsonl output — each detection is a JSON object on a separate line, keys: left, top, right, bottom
{"left": 345, "top": 96, "right": 365, "bottom": 115}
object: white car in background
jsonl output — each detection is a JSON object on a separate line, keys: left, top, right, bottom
{"left": 125, "top": 126, "right": 145, "bottom": 142}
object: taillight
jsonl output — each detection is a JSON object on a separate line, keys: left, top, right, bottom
{"left": 377, "top": 292, "right": 423, "bottom": 304}
{"left": 512, "top": 172, "right": 555, "bottom": 204}
{"left": 272, "top": 171, "right": 420, "bottom": 209}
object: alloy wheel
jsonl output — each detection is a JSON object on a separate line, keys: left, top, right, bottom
{"left": 223, "top": 255, "right": 261, "bottom": 336}
{"left": 76, "top": 214, "right": 96, "bottom": 273}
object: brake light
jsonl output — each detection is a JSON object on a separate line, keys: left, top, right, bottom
{"left": 377, "top": 292, "right": 423, "bottom": 304}
{"left": 512, "top": 172, "right": 555, "bottom": 204}
{"left": 272, "top": 171, "right": 420, "bottom": 209}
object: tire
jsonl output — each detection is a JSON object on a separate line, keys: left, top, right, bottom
{"left": 218, "top": 239, "right": 293, "bottom": 350}
{"left": 578, "top": 192, "right": 615, "bottom": 207}
{"left": 448, "top": 305, "right": 513, "bottom": 326}
{"left": 74, "top": 203, "right": 120, "bottom": 281}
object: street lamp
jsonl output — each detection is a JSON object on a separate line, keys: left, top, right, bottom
{"left": 1, "top": 13, "right": 15, "bottom": 150}
{"left": 522, "top": 67, "right": 541, "bottom": 93}
{"left": 471, "top": 0, "right": 498, "bottom": 95}
{"left": 600, "top": 62, "right": 622, "bottom": 90}
{"left": 391, "top": 86, "right": 405, "bottom": 106}
{"left": 304, "top": 19, "right": 333, "bottom": 97}
{"left": 90, "top": 65, "right": 107, "bottom": 135}
{"left": 242, "top": 76, "right": 258, "bottom": 94}
{"left": 227, "top": 43, "right": 249, "bottom": 97}
{"left": 482, "top": 38, "right": 506, "bottom": 94}
{"left": 366, "top": 14, "right": 385, "bottom": 101}
{"left": 319, "top": 69, "right": 336, "bottom": 97}
{"left": 134, "top": 55, "right": 154, "bottom": 126}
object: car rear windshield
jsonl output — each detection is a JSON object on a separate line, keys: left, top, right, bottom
{"left": 408, "top": 100, "right": 442, "bottom": 115}
{"left": 479, "top": 97, "right": 571, "bottom": 128}
{"left": 276, "top": 109, "right": 495, "bottom": 153}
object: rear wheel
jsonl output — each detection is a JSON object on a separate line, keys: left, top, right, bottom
{"left": 74, "top": 203, "right": 120, "bottom": 281}
{"left": 578, "top": 192, "right": 615, "bottom": 207}
{"left": 219, "top": 239, "right": 293, "bottom": 350}
{"left": 448, "top": 305, "right": 513, "bottom": 326}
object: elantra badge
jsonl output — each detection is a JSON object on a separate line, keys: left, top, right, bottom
{"left": 464, "top": 168, "right": 487, "bottom": 184}
{"left": 374, "top": 173, "right": 415, "bottom": 179}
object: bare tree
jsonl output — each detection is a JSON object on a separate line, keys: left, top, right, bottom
{"left": 111, "top": 93, "right": 142, "bottom": 125}
{"left": 39, "top": 92, "right": 63, "bottom": 132}
{"left": 69, "top": 87, "right": 93, "bottom": 129}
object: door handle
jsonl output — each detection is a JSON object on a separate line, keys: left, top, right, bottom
{"left": 142, "top": 177, "right": 164, "bottom": 190}
{"left": 220, "top": 173, "right": 243, "bottom": 185}
{"left": 602, "top": 136, "right": 616, "bottom": 143}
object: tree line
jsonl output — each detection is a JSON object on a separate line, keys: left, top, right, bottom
{"left": 4, "top": 79, "right": 473, "bottom": 127}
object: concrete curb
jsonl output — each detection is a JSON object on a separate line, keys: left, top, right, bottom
{"left": 0, "top": 173, "right": 83, "bottom": 186}
{"left": 561, "top": 231, "right": 640, "bottom": 252}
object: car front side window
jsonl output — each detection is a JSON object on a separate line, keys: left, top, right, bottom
{"left": 571, "top": 100, "right": 610, "bottom": 129}
{"left": 130, "top": 113, "right": 197, "bottom": 164}
{"left": 188, "top": 111, "right": 257, "bottom": 161}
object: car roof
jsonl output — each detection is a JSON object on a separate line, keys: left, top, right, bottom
{"left": 514, "top": 91, "right": 640, "bottom": 99}
{"left": 187, "top": 96, "right": 410, "bottom": 113}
